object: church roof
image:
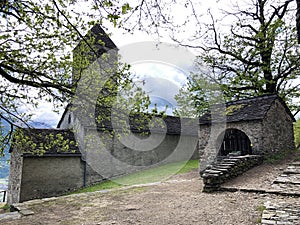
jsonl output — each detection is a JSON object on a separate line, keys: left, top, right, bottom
{"left": 73, "top": 24, "right": 117, "bottom": 59}
{"left": 10, "top": 128, "right": 80, "bottom": 157}
{"left": 58, "top": 104, "right": 198, "bottom": 136}
{"left": 199, "top": 94, "right": 295, "bottom": 124}
{"left": 93, "top": 106, "right": 198, "bottom": 136}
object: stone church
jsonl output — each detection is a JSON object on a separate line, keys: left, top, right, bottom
{"left": 7, "top": 25, "right": 295, "bottom": 204}
{"left": 7, "top": 24, "right": 199, "bottom": 204}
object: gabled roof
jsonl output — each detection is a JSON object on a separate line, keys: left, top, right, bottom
{"left": 94, "top": 106, "right": 197, "bottom": 135}
{"left": 73, "top": 24, "right": 117, "bottom": 60}
{"left": 10, "top": 128, "right": 80, "bottom": 157}
{"left": 59, "top": 104, "right": 198, "bottom": 136}
{"left": 199, "top": 94, "right": 295, "bottom": 124}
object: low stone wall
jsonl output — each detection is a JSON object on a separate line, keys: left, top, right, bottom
{"left": 201, "top": 155, "right": 263, "bottom": 192}
{"left": 8, "top": 155, "right": 84, "bottom": 204}
{"left": 82, "top": 129, "right": 199, "bottom": 180}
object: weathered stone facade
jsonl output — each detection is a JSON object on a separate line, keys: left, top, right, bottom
{"left": 59, "top": 109, "right": 199, "bottom": 180}
{"left": 7, "top": 24, "right": 201, "bottom": 204}
{"left": 7, "top": 146, "right": 23, "bottom": 204}
{"left": 7, "top": 129, "right": 84, "bottom": 204}
{"left": 262, "top": 99, "right": 295, "bottom": 154}
{"left": 8, "top": 112, "right": 199, "bottom": 203}
{"left": 199, "top": 95, "right": 295, "bottom": 172}
{"left": 19, "top": 156, "right": 83, "bottom": 202}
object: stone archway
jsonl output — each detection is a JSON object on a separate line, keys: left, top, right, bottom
{"left": 217, "top": 128, "right": 252, "bottom": 156}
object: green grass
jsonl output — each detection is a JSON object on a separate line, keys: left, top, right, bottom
{"left": 256, "top": 204, "right": 266, "bottom": 223}
{"left": 71, "top": 180, "right": 122, "bottom": 194}
{"left": 0, "top": 203, "right": 10, "bottom": 212}
{"left": 71, "top": 159, "right": 199, "bottom": 194}
{"left": 177, "top": 159, "right": 199, "bottom": 174}
{"left": 264, "top": 148, "right": 299, "bottom": 164}
{"left": 257, "top": 204, "right": 266, "bottom": 212}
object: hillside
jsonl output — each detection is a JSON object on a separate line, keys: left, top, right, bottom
{"left": 0, "top": 148, "right": 9, "bottom": 179}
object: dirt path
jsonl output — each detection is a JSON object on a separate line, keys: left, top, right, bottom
{"left": 2, "top": 153, "right": 300, "bottom": 225}
{"left": 0, "top": 169, "right": 294, "bottom": 225}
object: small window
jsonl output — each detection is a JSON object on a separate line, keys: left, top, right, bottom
{"left": 68, "top": 114, "right": 72, "bottom": 124}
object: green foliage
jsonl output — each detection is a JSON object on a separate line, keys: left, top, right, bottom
{"left": 0, "top": 203, "right": 10, "bottom": 212}
{"left": 12, "top": 129, "right": 77, "bottom": 156}
{"left": 264, "top": 148, "right": 298, "bottom": 164}
{"left": 294, "top": 119, "right": 300, "bottom": 148}
{"left": 256, "top": 204, "right": 266, "bottom": 223}
{"left": 0, "top": 0, "right": 165, "bottom": 155}
{"left": 257, "top": 205, "right": 266, "bottom": 213}
{"left": 174, "top": 75, "right": 226, "bottom": 117}
{"left": 176, "top": 0, "right": 300, "bottom": 114}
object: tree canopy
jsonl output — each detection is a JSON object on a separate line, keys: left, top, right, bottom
{"left": 0, "top": 0, "right": 178, "bottom": 153}
{"left": 1, "top": 0, "right": 300, "bottom": 154}
{"left": 175, "top": 0, "right": 300, "bottom": 117}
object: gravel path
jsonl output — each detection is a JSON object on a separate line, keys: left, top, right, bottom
{"left": 1, "top": 153, "right": 300, "bottom": 225}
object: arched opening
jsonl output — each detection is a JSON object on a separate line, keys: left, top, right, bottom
{"left": 217, "top": 129, "right": 252, "bottom": 156}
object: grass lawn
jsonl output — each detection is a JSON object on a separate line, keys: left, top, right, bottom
{"left": 71, "top": 159, "right": 199, "bottom": 194}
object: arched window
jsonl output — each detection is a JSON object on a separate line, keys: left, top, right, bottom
{"left": 217, "top": 129, "right": 252, "bottom": 156}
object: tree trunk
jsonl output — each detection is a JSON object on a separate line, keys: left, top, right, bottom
{"left": 297, "top": 0, "right": 300, "bottom": 43}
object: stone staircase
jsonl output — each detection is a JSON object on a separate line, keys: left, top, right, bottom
{"left": 261, "top": 162, "right": 300, "bottom": 225}
{"left": 201, "top": 155, "right": 263, "bottom": 192}
{"left": 271, "top": 161, "right": 300, "bottom": 194}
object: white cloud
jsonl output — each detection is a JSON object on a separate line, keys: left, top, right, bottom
{"left": 131, "top": 63, "right": 188, "bottom": 87}
{"left": 130, "top": 63, "right": 190, "bottom": 115}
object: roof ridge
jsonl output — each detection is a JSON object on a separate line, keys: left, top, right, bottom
{"left": 226, "top": 94, "right": 278, "bottom": 105}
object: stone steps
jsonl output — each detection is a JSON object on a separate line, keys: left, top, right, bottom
{"left": 201, "top": 155, "right": 263, "bottom": 192}
{"left": 271, "top": 162, "right": 300, "bottom": 193}
{"left": 261, "top": 201, "right": 300, "bottom": 225}
{"left": 261, "top": 161, "right": 300, "bottom": 224}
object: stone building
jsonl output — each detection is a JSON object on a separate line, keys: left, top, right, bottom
{"left": 199, "top": 94, "right": 295, "bottom": 172}
{"left": 7, "top": 114, "right": 198, "bottom": 204}
{"left": 7, "top": 23, "right": 296, "bottom": 204}
{"left": 7, "top": 24, "right": 199, "bottom": 204}
{"left": 7, "top": 129, "right": 83, "bottom": 204}
{"left": 57, "top": 104, "right": 199, "bottom": 177}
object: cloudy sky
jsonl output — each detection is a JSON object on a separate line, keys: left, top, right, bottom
{"left": 130, "top": 63, "right": 189, "bottom": 115}
{"left": 31, "top": 25, "right": 202, "bottom": 127}
{"left": 30, "top": 0, "right": 299, "bottom": 127}
{"left": 29, "top": 0, "right": 229, "bottom": 127}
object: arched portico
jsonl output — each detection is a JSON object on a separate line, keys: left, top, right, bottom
{"left": 217, "top": 128, "right": 252, "bottom": 156}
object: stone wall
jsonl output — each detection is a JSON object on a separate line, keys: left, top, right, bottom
{"left": 199, "top": 98, "right": 295, "bottom": 173}
{"left": 59, "top": 110, "right": 199, "bottom": 181}
{"left": 20, "top": 156, "right": 84, "bottom": 202}
{"left": 226, "top": 121, "right": 264, "bottom": 154}
{"left": 85, "top": 163, "right": 104, "bottom": 186}
{"left": 262, "top": 99, "right": 295, "bottom": 154}
{"left": 7, "top": 147, "right": 23, "bottom": 204}
{"left": 201, "top": 155, "right": 263, "bottom": 192}
{"left": 199, "top": 121, "right": 264, "bottom": 172}
{"left": 8, "top": 155, "right": 84, "bottom": 204}
{"left": 83, "top": 128, "right": 199, "bottom": 181}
